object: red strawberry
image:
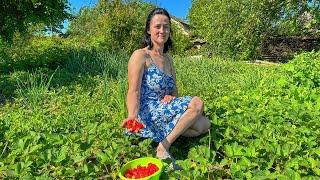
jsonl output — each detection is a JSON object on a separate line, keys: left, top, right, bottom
{"left": 124, "top": 163, "right": 159, "bottom": 178}
{"left": 126, "top": 119, "right": 144, "bottom": 132}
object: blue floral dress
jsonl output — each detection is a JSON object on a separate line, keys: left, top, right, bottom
{"left": 127, "top": 59, "right": 192, "bottom": 142}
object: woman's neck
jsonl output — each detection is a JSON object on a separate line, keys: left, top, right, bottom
{"left": 150, "top": 44, "right": 164, "bottom": 56}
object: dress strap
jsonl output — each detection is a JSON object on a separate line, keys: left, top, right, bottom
{"left": 165, "top": 54, "right": 173, "bottom": 77}
{"left": 146, "top": 50, "right": 156, "bottom": 64}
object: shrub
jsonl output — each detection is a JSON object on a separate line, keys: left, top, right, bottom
{"left": 189, "top": 0, "right": 320, "bottom": 60}
{"left": 68, "top": 1, "right": 192, "bottom": 55}
{"left": 171, "top": 21, "right": 192, "bottom": 55}
{"left": 0, "top": 36, "right": 73, "bottom": 73}
{"left": 68, "top": 0, "right": 154, "bottom": 53}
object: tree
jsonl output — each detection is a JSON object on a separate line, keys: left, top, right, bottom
{"left": 0, "top": 0, "right": 71, "bottom": 42}
{"left": 271, "top": 1, "right": 320, "bottom": 36}
{"left": 68, "top": 0, "right": 193, "bottom": 54}
{"left": 68, "top": 0, "right": 155, "bottom": 53}
{"left": 189, "top": 0, "right": 320, "bottom": 59}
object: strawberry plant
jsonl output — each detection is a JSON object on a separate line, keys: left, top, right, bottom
{"left": 1, "top": 49, "right": 320, "bottom": 178}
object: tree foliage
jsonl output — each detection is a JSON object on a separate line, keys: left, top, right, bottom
{"left": 0, "top": 0, "right": 71, "bottom": 42}
{"left": 68, "top": 0, "right": 155, "bottom": 53}
{"left": 189, "top": 0, "right": 320, "bottom": 59}
{"left": 171, "top": 19, "right": 192, "bottom": 55}
{"left": 68, "top": 0, "right": 191, "bottom": 54}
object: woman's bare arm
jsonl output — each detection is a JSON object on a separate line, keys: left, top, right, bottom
{"left": 126, "top": 50, "right": 146, "bottom": 119}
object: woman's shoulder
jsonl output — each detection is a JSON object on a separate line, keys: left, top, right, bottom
{"left": 129, "top": 48, "right": 149, "bottom": 65}
{"left": 130, "top": 48, "right": 149, "bottom": 60}
{"left": 131, "top": 48, "right": 149, "bottom": 57}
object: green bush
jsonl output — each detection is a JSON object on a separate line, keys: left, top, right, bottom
{"left": 68, "top": 1, "right": 192, "bottom": 55}
{"left": 282, "top": 51, "right": 320, "bottom": 88}
{"left": 171, "top": 22, "right": 192, "bottom": 55}
{"left": 68, "top": 0, "right": 154, "bottom": 53}
{"left": 0, "top": 36, "right": 73, "bottom": 73}
{"left": 189, "top": 0, "right": 320, "bottom": 60}
{"left": 189, "top": 0, "right": 266, "bottom": 59}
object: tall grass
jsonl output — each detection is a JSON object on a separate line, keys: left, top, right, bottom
{"left": 16, "top": 68, "right": 58, "bottom": 109}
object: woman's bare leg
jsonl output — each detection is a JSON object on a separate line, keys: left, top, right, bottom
{"left": 182, "top": 116, "right": 211, "bottom": 137}
{"left": 156, "top": 97, "right": 210, "bottom": 157}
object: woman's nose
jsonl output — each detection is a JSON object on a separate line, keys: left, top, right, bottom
{"left": 159, "top": 27, "right": 164, "bottom": 33}
{"left": 159, "top": 26, "right": 166, "bottom": 33}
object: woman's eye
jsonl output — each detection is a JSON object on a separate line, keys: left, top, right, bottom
{"left": 154, "top": 25, "right": 170, "bottom": 30}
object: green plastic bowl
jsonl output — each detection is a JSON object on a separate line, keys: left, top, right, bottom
{"left": 119, "top": 157, "right": 163, "bottom": 180}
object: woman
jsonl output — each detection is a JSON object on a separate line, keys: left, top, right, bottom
{"left": 122, "top": 8, "right": 211, "bottom": 162}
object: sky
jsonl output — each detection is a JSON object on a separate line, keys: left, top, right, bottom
{"left": 68, "top": 0, "right": 192, "bottom": 20}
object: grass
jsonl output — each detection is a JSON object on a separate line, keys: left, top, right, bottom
{"left": 3, "top": 50, "right": 318, "bottom": 179}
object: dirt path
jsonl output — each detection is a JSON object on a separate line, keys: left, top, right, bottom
{"left": 247, "top": 60, "right": 280, "bottom": 65}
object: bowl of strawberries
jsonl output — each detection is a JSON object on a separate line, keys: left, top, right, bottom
{"left": 118, "top": 157, "right": 163, "bottom": 179}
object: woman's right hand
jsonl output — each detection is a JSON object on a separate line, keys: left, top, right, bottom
{"left": 121, "top": 117, "right": 135, "bottom": 128}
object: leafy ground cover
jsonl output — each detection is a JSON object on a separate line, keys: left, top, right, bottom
{"left": 0, "top": 51, "right": 319, "bottom": 179}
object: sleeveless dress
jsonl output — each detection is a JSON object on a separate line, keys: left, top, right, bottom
{"left": 127, "top": 58, "right": 192, "bottom": 142}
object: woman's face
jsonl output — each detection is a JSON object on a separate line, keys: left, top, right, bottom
{"left": 148, "top": 14, "right": 170, "bottom": 46}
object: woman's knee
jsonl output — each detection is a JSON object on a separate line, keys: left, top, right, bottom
{"left": 189, "top": 96, "right": 204, "bottom": 115}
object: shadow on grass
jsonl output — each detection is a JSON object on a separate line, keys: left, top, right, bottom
{"left": 0, "top": 76, "right": 17, "bottom": 103}
{"left": 172, "top": 124, "right": 226, "bottom": 160}
{"left": 0, "top": 46, "right": 72, "bottom": 74}
{"left": 148, "top": 123, "right": 227, "bottom": 179}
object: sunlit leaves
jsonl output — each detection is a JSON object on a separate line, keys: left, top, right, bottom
{"left": 0, "top": 0, "right": 71, "bottom": 41}
{"left": 189, "top": 0, "right": 320, "bottom": 59}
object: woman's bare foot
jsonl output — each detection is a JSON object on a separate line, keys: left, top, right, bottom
{"left": 155, "top": 144, "right": 182, "bottom": 170}
{"left": 155, "top": 143, "right": 169, "bottom": 159}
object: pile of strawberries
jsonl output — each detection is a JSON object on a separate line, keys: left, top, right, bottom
{"left": 124, "top": 163, "right": 159, "bottom": 179}
{"left": 125, "top": 119, "right": 144, "bottom": 132}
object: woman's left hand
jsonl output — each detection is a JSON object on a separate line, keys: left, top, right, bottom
{"left": 161, "top": 95, "right": 175, "bottom": 104}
